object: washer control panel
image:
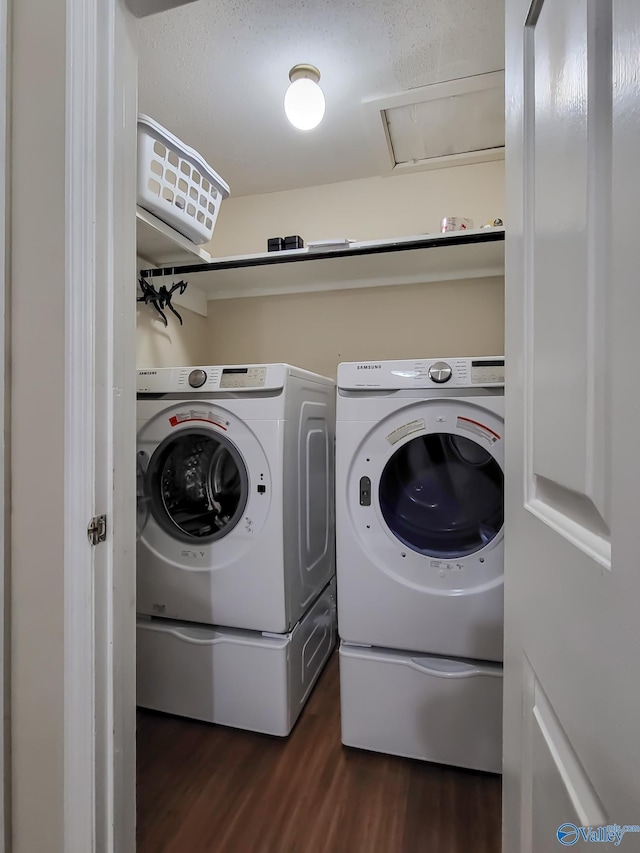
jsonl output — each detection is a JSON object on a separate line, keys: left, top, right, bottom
{"left": 338, "top": 357, "right": 504, "bottom": 390}
{"left": 220, "top": 366, "right": 267, "bottom": 389}
{"left": 137, "top": 364, "right": 287, "bottom": 394}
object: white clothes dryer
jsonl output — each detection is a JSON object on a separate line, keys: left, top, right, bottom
{"left": 336, "top": 356, "right": 504, "bottom": 662}
{"left": 137, "top": 363, "right": 335, "bottom": 633}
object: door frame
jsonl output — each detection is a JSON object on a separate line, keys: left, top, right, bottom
{"left": 0, "top": 0, "right": 7, "bottom": 847}
{"left": 64, "top": 0, "right": 137, "bottom": 850}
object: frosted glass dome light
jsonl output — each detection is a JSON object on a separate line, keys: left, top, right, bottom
{"left": 284, "top": 65, "right": 325, "bottom": 131}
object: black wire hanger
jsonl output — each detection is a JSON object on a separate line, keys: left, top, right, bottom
{"left": 137, "top": 276, "right": 188, "bottom": 326}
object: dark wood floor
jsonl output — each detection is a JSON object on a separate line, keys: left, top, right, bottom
{"left": 137, "top": 652, "right": 502, "bottom": 853}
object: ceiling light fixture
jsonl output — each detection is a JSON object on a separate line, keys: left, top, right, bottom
{"left": 284, "top": 64, "right": 325, "bottom": 131}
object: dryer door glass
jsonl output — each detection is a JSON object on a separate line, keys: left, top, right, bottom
{"left": 379, "top": 433, "right": 503, "bottom": 558}
{"left": 145, "top": 428, "right": 248, "bottom": 544}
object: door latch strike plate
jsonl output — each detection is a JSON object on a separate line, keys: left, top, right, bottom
{"left": 87, "top": 514, "right": 107, "bottom": 546}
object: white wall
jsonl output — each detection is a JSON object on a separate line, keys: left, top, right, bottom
{"left": 208, "top": 160, "right": 505, "bottom": 257}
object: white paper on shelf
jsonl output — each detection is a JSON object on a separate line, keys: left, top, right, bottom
{"left": 307, "top": 238, "right": 356, "bottom": 250}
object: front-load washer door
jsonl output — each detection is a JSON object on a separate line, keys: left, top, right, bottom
{"left": 136, "top": 402, "right": 282, "bottom": 629}
{"left": 145, "top": 427, "right": 248, "bottom": 544}
{"left": 338, "top": 397, "right": 504, "bottom": 660}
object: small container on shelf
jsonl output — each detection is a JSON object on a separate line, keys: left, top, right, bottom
{"left": 137, "top": 114, "right": 230, "bottom": 246}
{"left": 267, "top": 237, "right": 284, "bottom": 252}
{"left": 283, "top": 235, "right": 304, "bottom": 250}
{"left": 441, "top": 217, "right": 474, "bottom": 233}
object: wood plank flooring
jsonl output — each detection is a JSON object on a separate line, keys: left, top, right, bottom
{"left": 137, "top": 652, "right": 502, "bottom": 853}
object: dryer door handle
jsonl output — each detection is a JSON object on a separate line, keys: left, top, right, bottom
{"left": 408, "top": 658, "right": 502, "bottom": 679}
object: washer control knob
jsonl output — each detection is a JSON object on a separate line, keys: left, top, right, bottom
{"left": 428, "top": 361, "right": 453, "bottom": 384}
{"left": 188, "top": 369, "right": 207, "bottom": 388}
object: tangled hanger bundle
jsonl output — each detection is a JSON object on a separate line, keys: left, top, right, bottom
{"left": 137, "top": 276, "right": 188, "bottom": 326}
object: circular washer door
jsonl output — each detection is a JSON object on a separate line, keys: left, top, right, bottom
{"left": 145, "top": 427, "right": 249, "bottom": 544}
{"left": 379, "top": 431, "right": 504, "bottom": 559}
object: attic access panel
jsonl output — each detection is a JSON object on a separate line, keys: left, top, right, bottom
{"left": 126, "top": 0, "right": 197, "bottom": 17}
{"left": 365, "top": 71, "right": 505, "bottom": 175}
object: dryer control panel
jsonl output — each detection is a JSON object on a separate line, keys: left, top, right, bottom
{"left": 337, "top": 357, "right": 504, "bottom": 390}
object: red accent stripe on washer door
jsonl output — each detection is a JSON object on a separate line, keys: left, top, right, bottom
{"left": 168, "top": 416, "right": 227, "bottom": 429}
{"left": 457, "top": 416, "right": 501, "bottom": 440}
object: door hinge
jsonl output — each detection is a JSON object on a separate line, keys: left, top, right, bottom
{"left": 87, "top": 514, "right": 107, "bottom": 546}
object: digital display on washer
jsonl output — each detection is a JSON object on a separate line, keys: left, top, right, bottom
{"left": 220, "top": 366, "right": 266, "bottom": 388}
{"left": 471, "top": 359, "right": 505, "bottom": 384}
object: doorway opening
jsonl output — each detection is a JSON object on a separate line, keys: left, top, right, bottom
{"left": 131, "top": 3, "right": 506, "bottom": 850}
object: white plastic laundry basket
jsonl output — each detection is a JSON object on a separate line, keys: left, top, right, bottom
{"left": 137, "top": 114, "right": 230, "bottom": 245}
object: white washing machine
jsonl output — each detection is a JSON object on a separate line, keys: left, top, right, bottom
{"left": 137, "top": 363, "right": 335, "bottom": 633}
{"left": 336, "top": 356, "right": 504, "bottom": 772}
{"left": 336, "top": 356, "right": 505, "bottom": 662}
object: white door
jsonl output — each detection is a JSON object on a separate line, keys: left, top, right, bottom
{"left": 504, "top": 0, "right": 640, "bottom": 850}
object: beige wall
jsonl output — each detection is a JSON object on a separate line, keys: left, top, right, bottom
{"left": 208, "top": 160, "right": 505, "bottom": 258}
{"left": 11, "top": 0, "right": 65, "bottom": 850}
{"left": 206, "top": 277, "right": 504, "bottom": 379}
{"left": 202, "top": 161, "right": 506, "bottom": 374}
{"left": 136, "top": 304, "right": 209, "bottom": 367}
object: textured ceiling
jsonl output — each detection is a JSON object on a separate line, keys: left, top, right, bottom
{"left": 138, "top": 0, "right": 504, "bottom": 197}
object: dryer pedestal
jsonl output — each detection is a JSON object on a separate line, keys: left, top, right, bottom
{"left": 137, "top": 579, "right": 336, "bottom": 737}
{"left": 339, "top": 642, "right": 502, "bottom": 773}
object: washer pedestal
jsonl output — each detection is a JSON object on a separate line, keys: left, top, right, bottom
{"left": 137, "top": 580, "right": 336, "bottom": 736}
